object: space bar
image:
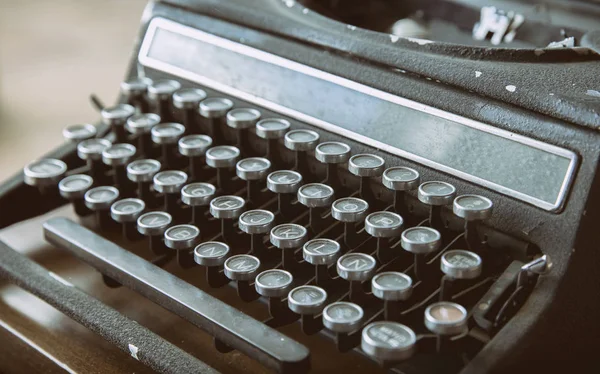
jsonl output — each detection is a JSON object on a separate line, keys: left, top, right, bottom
{"left": 43, "top": 217, "right": 310, "bottom": 374}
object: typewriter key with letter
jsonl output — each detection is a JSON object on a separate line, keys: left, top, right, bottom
{"left": 151, "top": 123, "right": 185, "bottom": 168}
{"left": 337, "top": 253, "right": 377, "bottom": 304}
{"left": 205, "top": 145, "right": 240, "bottom": 192}
{"left": 372, "top": 272, "right": 413, "bottom": 320}
{"left": 383, "top": 167, "right": 420, "bottom": 214}
{"left": 178, "top": 134, "right": 212, "bottom": 181}
{"left": 315, "top": 141, "right": 351, "bottom": 187}
{"left": 238, "top": 209, "right": 275, "bottom": 258}
{"left": 284, "top": 129, "right": 319, "bottom": 175}
{"left": 401, "top": 226, "right": 441, "bottom": 281}
{"left": 84, "top": 186, "right": 120, "bottom": 230}
{"left": 210, "top": 195, "right": 246, "bottom": 244}
{"left": 164, "top": 224, "right": 200, "bottom": 268}
{"left": 137, "top": 211, "right": 172, "bottom": 255}
{"left": 148, "top": 79, "right": 181, "bottom": 121}
{"left": 236, "top": 157, "right": 271, "bottom": 204}
{"left": 194, "top": 241, "right": 230, "bottom": 287}
{"left": 173, "top": 88, "right": 207, "bottom": 132}
{"left": 453, "top": 195, "right": 494, "bottom": 251}
{"left": 111, "top": 198, "right": 146, "bottom": 241}
{"left": 153, "top": 170, "right": 187, "bottom": 217}
{"left": 331, "top": 197, "right": 369, "bottom": 249}
{"left": 365, "top": 211, "right": 403, "bottom": 262}
{"left": 127, "top": 159, "right": 161, "bottom": 202}
{"left": 267, "top": 170, "right": 303, "bottom": 218}
{"left": 303, "top": 238, "right": 340, "bottom": 286}
{"left": 297, "top": 183, "right": 334, "bottom": 232}
{"left": 199, "top": 97, "right": 233, "bottom": 144}
{"left": 125, "top": 113, "right": 161, "bottom": 157}
{"left": 418, "top": 181, "right": 456, "bottom": 230}
{"left": 348, "top": 154, "right": 385, "bottom": 200}
{"left": 181, "top": 182, "right": 215, "bottom": 227}
{"left": 101, "top": 104, "right": 136, "bottom": 143}
{"left": 62, "top": 124, "right": 97, "bottom": 143}
{"left": 256, "top": 118, "right": 290, "bottom": 163}
{"left": 59, "top": 174, "right": 94, "bottom": 216}
{"left": 361, "top": 321, "right": 417, "bottom": 362}
{"left": 227, "top": 108, "right": 261, "bottom": 155}
{"left": 270, "top": 223, "right": 308, "bottom": 270}
{"left": 224, "top": 254, "right": 261, "bottom": 302}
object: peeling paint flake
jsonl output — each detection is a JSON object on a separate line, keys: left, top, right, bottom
{"left": 347, "top": 25, "right": 356, "bottom": 31}
{"left": 406, "top": 37, "right": 433, "bottom": 45}
{"left": 302, "top": 8, "right": 309, "bottom": 14}
{"left": 586, "top": 89, "right": 600, "bottom": 98}
{"left": 505, "top": 85, "right": 517, "bottom": 93}
{"left": 389, "top": 34, "right": 400, "bottom": 43}
{"left": 475, "top": 71, "right": 482, "bottom": 78}
{"left": 128, "top": 344, "right": 140, "bottom": 360}
{"left": 283, "top": 0, "right": 295, "bottom": 8}
{"left": 534, "top": 49, "right": 545, "bottom": 56}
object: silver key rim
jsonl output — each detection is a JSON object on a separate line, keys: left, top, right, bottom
{"left": 255, "top": 269, "right": 294, "bottom": 297}
{"left": 126, "top": 159, "right": 161, "bottom": 183}
{"left": 110, "top": 198, "right": 146, "bottom": 223}
{"left": 194, "top": 241, "right": 230, "bottom": 266}
{"left": 84, "top": 186, "right": 120, "bottom": 210}
{"left": 348, "top": 154, "right": 385, "bottom": 177}
{"left": 371, "top": 272, "right": 413, "bottom": 301}
{"left": 297, "top": 183, "right": 335, "bottom": 208}
{"left": 102, "top": 143, "right": 136, "bottom": 166}
{"left": 223, "top": 254, "right": 261, "bottom": 281}
{"left": 322, "top": 302, "right": 364, "bottom": 333}
{"left": 418, "top": 181, "right": 456, "bottom": 206}
{"left": 315, "top": 142, "right": 351, "bottom": 164}
{"left": 164, "top": 224, "right": 200, "bottom": 250}
{"left": 364, "top": 211, "right": 404, "bottom": 238}
{"left": 400, "top": 227, "right": 442, "bottom": 255}
{"left": 209, "top": 195, "right": 246, "bottom": 219}
{"left": 199, "top": 97, "right": 234, "bottom": 118}
{"left": 266, "top": 170, "right": 303, "bottom": 194}
{"left": 173, "top": 88, "right": 207, "bottom": 109}
{"left": 58, "top": 174, "right": 93, "bottom": 199}
{"left": 120, "top": 77, "right": 152, "bottom": 95}
{"left": 125, "top": 113, "right": 161, "bottom": 135}
{"left": 236, "top": 157, "right": 271, "bottom": 181}
{"left": 238, "top": 210, "right": 275, "bottom": 234}
{"left": 23, "top": 158, "right": 68, "bottom": 187}
{"left": 178, "top": 134, "right": 213, "bottom": 157}
{"left": 270, "top": 224, "right": 308, "bottom": 249}
{"left": 255, "top": 118, "right": 290, "bottom": 139}
{"left": 148, "top": 79, "right": 181, "bottom": 99}
{"left": 62, "top": 124, "right": 97, "bottom": 142}
{"left": 101, "top": 104, "right": 135, "bottom": 125}
{"left": 77, "top": 138, "right": 112, "bottom": 161}
{"left": 205, "top": 145, "right": 241, "bottom": 168}
{"left": 151, "top": 123, "right": 185, "bottom": 144}
{"left": 336, "top": 253, "right": 377, "bottom": 281}
{"left": 226, "top": 108, "right": 261, "bottom": 129}
{"left": 284, "top": 129, "right": 320, "bottom": 151}
{"left": 181, "top": 182, "right": 216, "bottom": 206}
{"left": 382, "top": 167, "right": 420, "bottom": 191}
{"left": 302, "top": 238, "right": 341, "bottom": 265}
{"left": 137, "top": 211, "right": 172, "bottom": 236}
{"left": 287, "top": 285, "right": 328, "bottom": 315}
{"left": 361, "top": 322, "right": 417, "bottom": 361}
{"left": 453, "top": 194, "right": 493, "bottom": 221}
{"left": 424, "top": 302, "right": 468, "bottom": 336}
{"left": 331, "top": 197, "right": 369, "bottom": 222}
{"left": 441, "top": 250, "right": 482, "bottom": 279}
{"left": 153, "top": 170, "right": 188, "bottom": 194}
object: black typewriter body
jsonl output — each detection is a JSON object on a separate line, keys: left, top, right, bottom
{"left": 1, "top": 1, "right": 600, "bottom": 373}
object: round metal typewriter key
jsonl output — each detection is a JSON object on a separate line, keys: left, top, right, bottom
{"left": 227, "top": 108, "right": 261, "bottom": 155}
{"left": 348, "top": 154, "right": 385, "bottom": 200}
{"left": 424, "top": 301, "right": 468, "bottom": 336}
{"left": 315, "top": 142, "right": 351, "bottom": 187}
{"left": 62, "top": 124, "right": 97, "bottom": 143}
{"left": 271, "top": 223, "right": 308, "bottom": 270}
{"left": 361, "top": 322, "right": 417, "bottom": 362}
{"left": 137, "top": 211, "right": 172, "bottom": 255}
{"left": 111, "top": 198, "right": 146, "bottom": 240}
{"left": 323, "top": 302, "right": 364, "bottom": 333}
{"left": 164, "top": 224, "right": 201, "bottom": 268}
{"left": 441, "top": 250, "right": 482, "bottom": 280}
{"left": 151, "top": 122, "right": 185, "bottom": 168}
{"left": 77, "top": 139, "right": 112, "bottom": 182}
{"left": 102, "top": 143, "right": 137, "bottom": 190}
{"left": 210, "top": 195, "right": 246, "bottom": 244}
{"left": 181, "top": 182, "right": 216, "bottom": 225}
{"left": 153, "top": 170, "right": 187, "bottom": 215}
{"left": 365, "top": 211, "right": 403, "bottom": 238}
{"left": 237, "top": 157, "right": 271, "bottom": 204}
{"left": 239, "top": 210, "right": 275, "bottom": 235}
{"left": 121, "top": 77, "right": 152, "bottom": 112}
{"left": 267, "top": 170, "right": 303, "bottom": 218}
{"left": 199, "top": 97, "right": 234, "bottom": 144}
{"left": 372, "top": 272, "right": 413, "bottom": 301}
{"left": 331, "top": 197, "right": 369, "bottom": 222}
{"left": 297, "top": 183, "right": 335, "bottom": 232}
{"left": 173, "top": 88, "right": 207, "bottom": 132}
{"left": 84, "top": 186, "right": 120, "bottom": 230}
{"left": 23, "top": 158, "right": 67, "bottom": 188}
{"left": 401, "top": 226, "right": 442, "bottom": 281}
{"left": 453, "top": 195, "right": 493, "bottom": 221}
{"left": 194, "top": 241, "right": 230, "bottom": 266}
{"left": 303, "top": 239, "right": 340, "bottom": 266}
{"left": 288, "top": 285, "right": 328, "bottom": 315}
{"left": 255, "top": 269, "right": 294, "bottom": 298}
{"left": 148, "top": 79, "right": 181, "bottom": 121}
{"left": 101, "top": 104, "right": 136, "bottom": 143}
{"left": 256, "top": 118, "right": 290, "bottom": 162}
{"left": 224, "top": 254, "right": 261, "bottom": 281}
{"left": 383, "top": 167, "right": 420, "bottom": 213}
{"left": 125, "top": 113, "right": 161, "bottom": 156}
{"left": 178, "top": 134, "right": 213, "bottom": 180}
{"left": 337, "top": 253, "right": 377, "bottom": 282}
{"left": 126, "top": 159, "right": 161, "bottom": 202}
{"left": 418, "top": 181, "right": 456, "bottom": 206}
{"left": 285, "top": 129, "right": 319, "bottom": 175}
{"left": 59, "top": 174, "right": 94, "bottom": 216}
{"left": 205, "top": 145, "right": 241, "bottom": 192}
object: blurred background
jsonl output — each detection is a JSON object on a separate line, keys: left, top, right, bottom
{"left": 0, "top": 0, "right": 147, "bottom": 180}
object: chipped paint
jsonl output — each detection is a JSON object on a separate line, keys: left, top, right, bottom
{"left": 549, "top": 93, "right": 555, "bottom": 96}
{"left": 475, "top": 71, "right": 482, "bottom": 78}
{"left": 302, "top": 8, "right": 309, "bottom": 15}
{"left": 406, "top": 37, "right": 433, "bottom": 45}
{"left": 534, "top": 49, "right": 545, "bottom": 56}
{"left": 347, "top": 25, "right": 356, "bottom": 31}
{"left": 505, "top": 85, "right": 517, "bottom": 93}
{"left": 389, "top": 34, "right": 400, "bottom": 43}
{"left": 586, "top": 89, "right": 600, "bottom": 98}
{"left": 128, "top": 343, "right": 140, "bottom": 360}
{"left": 283, "top": 0, "right": 295, "bottom": 8}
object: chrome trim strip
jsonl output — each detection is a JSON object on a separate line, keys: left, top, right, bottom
{"left": 138, "top": 17, "right": 578, "bottom": 212}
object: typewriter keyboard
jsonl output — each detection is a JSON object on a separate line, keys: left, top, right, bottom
{"left": 32, "top": 78, "right": 547, "bottom": 373}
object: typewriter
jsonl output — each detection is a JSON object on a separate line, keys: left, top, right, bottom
{"left": 1, "top": 0, "right": 600, "bottom": 373}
